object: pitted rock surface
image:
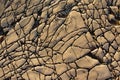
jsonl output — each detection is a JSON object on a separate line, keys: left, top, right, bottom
{"left": 0, "top": 0, "right": 120, "bottom": 80}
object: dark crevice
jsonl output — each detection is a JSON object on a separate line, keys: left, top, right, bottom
{"left": 106, "top": 0, "right": 113, "bottom": 6}
{"left": 32, "top": 19, "right": 39, "bottom": 30}
{"left": 105, "top": 77, "right": 113, "bottom": 80}
{"left": 115, "top": 13, "right": 120, "bottom": 20}
{"left": 57, "top": 3, "right": 74, "bottom": 18}
{"left": 4, "top": 77, "right": 11, "bottom": 80}
{"left": 4, "top": 0, "right": 13, "bottom": 8}
{"left": 108, "top": 18, "right": 118, "bottom": 25}
{"left": 115, "top": 5, "right": 120, "bottom": 20}
{"left": 107, "top": 5, "right": 120, "bottom": 24}
{"left": 37, "top": 10, "right": 42, "bottom": 16}
{"left": 57, "top": 11, "right": 69, "bottom": 18}
{"left": 0, "top": 27, "right": 4, "bottom": 35}
{"left": 87, "top": 52, "right": 103, "bottom": 63}
{"left": 88, "top": 28, "right": 95, "bottom": 36}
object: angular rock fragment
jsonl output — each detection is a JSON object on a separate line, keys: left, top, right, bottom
{"left": 88, "top": 65, "right": 111, "bottom": 80}
{"left": 76, "top": 56, "right": 99, "bottom": 68}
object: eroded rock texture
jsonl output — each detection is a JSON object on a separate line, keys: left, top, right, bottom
{"left": 0, "top": 0, "right": 120, "bottom": 80}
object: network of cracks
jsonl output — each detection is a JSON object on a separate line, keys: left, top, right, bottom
{"left": 0, "top": 0, "right": 120, "bottom": 80}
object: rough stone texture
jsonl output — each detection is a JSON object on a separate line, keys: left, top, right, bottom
{"left": 0, "top": 0, "right": 120, "bottom": 80}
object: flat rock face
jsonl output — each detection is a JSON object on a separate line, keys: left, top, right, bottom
{"left": 0, "top": 0, "right": 120, "bottom": 80}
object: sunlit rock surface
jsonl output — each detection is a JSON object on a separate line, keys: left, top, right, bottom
{"left": 0, "top": 0, "right": 120, "bottom": 80}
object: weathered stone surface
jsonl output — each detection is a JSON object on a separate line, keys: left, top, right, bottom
{"left": 1, "top": 17, "right": 8, "bottom": 27}
{"left": 35, "top": 66, "right": 54, "bottom": 75}
{"left": 116, "top": 34, "right": 120, "bottom": 45}
{"left": 114, "top": 52, "right": 120, "bottom": 61}
{"left": 55, "top": 63, "right": 68, "bottom": 74}
{"left": 5, "top": 29, "right": 19, "bottom": 45}
{"left": 73, "top": 34, "right": 90, "bottom": 48}
{"left": 97, "top": 36, "right": 107, "bottom": 45}
{"left": 76, "top": 56, "right": 99, "bottom": 68}
{"left": 104, "top": 31, "right": 115, "bottom": 42}
{"left": 0, "top": 0, "right": 120, "bottom": 80}
{"left": 0, "top": 0, "right": 5, "bottom": 16}
{"left": 88, "top": 65, "right": 111, "bottom": 80}
{"left": 75, "top": 69, "right": 88, "bottom": 80}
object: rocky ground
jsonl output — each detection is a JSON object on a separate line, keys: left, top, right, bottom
{"left": 0, "top": 0, "right": 120, "bottom": 80}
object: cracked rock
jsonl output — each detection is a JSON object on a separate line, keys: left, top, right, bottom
{"left": 0, "top": 0, "right": 120, "bottom": 80}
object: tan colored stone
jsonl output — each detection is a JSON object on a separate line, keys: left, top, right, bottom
{"left": 39, "top": 25, "right": 49, "bottom": 43}
{"left": 94, "top": 29, "right": 103, "bottom": 36}
{"left": 7, "top": 42, "right": 19, "bottom": 53}
{"left": 63, "top": 46, "right": 90, "bottom": 62}
{"left": 52, "top": 54, "right": 63, "bottom": 63}
{"left": 86, "top": 32, "right": 93, "bottom": 42}
{"left": 103, "top": 43, "right": 109, "bottom": 51}
{"left": 37, "top": 23, "right": 45, "bottom": 33}
{"left": 114, "top": 52, "right": 120, "bottom": 61}
{"left": 16, "top": 4, "right": 26, "bottom": 14}
{"left": 5, "top": 29, "right": 19, "bottom": 45}
{"left": 103, "top": 53, "right": 112, "bottom": 63}
{"left": 93, "top": 0, "right": 107, "bottom": 9}
{"left": 48, "top": 18, "right": 65, "bottom": 36}
{"left": 28, "top": 58, "right": 40, "bottom": 66}
{"left": 88, "top": 65, "right": 111, "bottom": 80}
{"left": 0, "top": 1, "right": 5, "bottom": 16}
{"left": 91, "top": 49, "right": 98, "bottom": 55}
{"left": 33, "top": 13, "right": 38, "bottom": 19}
{"left": 2, "top": 66, "right": 11, "bottom": 78}
{"left": 116, "top": 0, "right": 120, "bottom": 6}
{"left": 29, "top": 29, "right": 37, "bottom": 40}
{"left": 104, "top": 31, "right": 115, "bottom": 42}
{"left": 74, "top": 34, "right": 89, "bottom": 49}
{"left": 28, "top": 0, "right": 40, "bottom": 8}
{"left": 35, "top": 66, "right": 54, "bottom": 75}
{"left": 0, "top": 68, "right": 3, "bottom": 77}
{"left": 1, "top": 17, "right": 8, "bottom": 27}
{"left": 97, "top": 36, "right": 107, "bottom": 45}
{"left": 67, "top": 0, "right": 75, "bottom": 5}
{"left": 76, "top": 56, "right": 99, "bottom": 68}
{"left": 92, "top": 19, "right": 100, "bottom": 31}
{"left": 14, "top": 58, "right": 26, "bottom": 68}
{"left": 111, "top": 41, "right": 118, "bottom": 49}
{"left": 63, "top": 46, "right": 77, "bottom": 63}
{"left": 59, "top": 38, "right": 74, "bottom": 53}
{"left": 116, "top": 34, "right": 120, "bottom": 45}
{"left": 53, "top": 41, "right": 64, "bottom": 51}
{"left": 95, "top": 47, "right": 104, "bottom": 60}
{"left": 7, "top": 15, "right": 14, "bottom": 25}
{"left": 55, "top": 63, "right": 68, "bottom": 74}
{"left": 23, "top": 17, "right": 35, "bottom": 34}
{"left": 110, "top": 6, "right": 118, "bottom": 15}
{"left": 75, "top": 69, "right": 88, "bottom": 80}
{"left": 19, "top": 16, "right": 31, "bottom": 27}
{"left": 22, "top": 70, "right": 41, "bottom": 80}
{"left": 53, "top": 1, "right": 66, "bottom": 14}
{"left": 81, "top": 0, "right": 91, "bottom": 4}
{"left": 40, "top": 8, "right": 48, "bottom": 22}
{"left": 62, "top": 26, "right": 83, "bottom": 42}
{"left": 113, "top": 66, "right": 120, "bottom": 76}
{"left": 66, "top": 69, "right": 76, "bottom": 78}
{"left": 69, "top": 63, "right": 77, "bottom": 68}
{"left": 109, "top": 46, "right": 116, "bottom": 53}
{"left": 111, "top": 61, "right": 118, "bottom": 68}
{"left": 87, "top": 9, "right": 94, "bottom": 18}
{"left": 60, "top": 73, "right": 70, "bottom": 80}
{"left": 45, "top": 76, "right": 51, "bottom": 80}
{"left": 66, "top": 11, "right": 85, "bottom": 33}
